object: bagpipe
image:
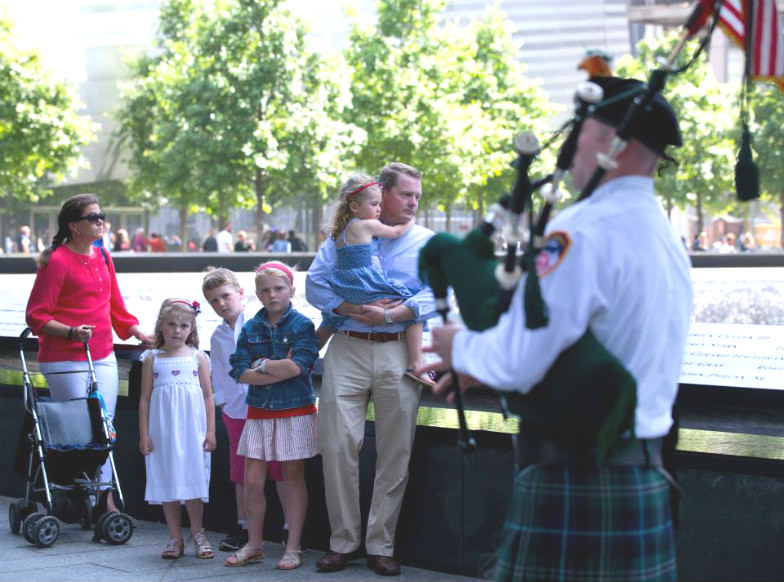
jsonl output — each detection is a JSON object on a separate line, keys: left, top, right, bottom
{"left": 419, "top": 0, "right": 741, "bottom": 460}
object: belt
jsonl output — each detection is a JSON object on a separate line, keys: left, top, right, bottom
{"left": 517, "top": 431, "right": 663, "bottom": 469}
{"left": 341, "top": 330, "right": 404, "bottom": 343}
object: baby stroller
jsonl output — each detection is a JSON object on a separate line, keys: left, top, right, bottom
{"left": 8, "top": 327, "right": 134, "bottom": 547}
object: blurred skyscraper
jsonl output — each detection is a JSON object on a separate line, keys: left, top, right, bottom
{"left": 443, "top": 0, "right": 632, "bottom": 109}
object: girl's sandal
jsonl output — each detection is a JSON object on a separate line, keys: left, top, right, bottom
{"left": 225, "top": 544, "right": 265, "bottom": 567}
{"left": 276, "top": 549, "right": 303, "bottom": 570}
{"left": 193, "top": 530, "right": 214, "bottom": 559}
{"left": 161, "top": 537, "right": 184, "bottom": 559}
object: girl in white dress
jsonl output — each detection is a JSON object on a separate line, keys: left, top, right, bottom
{"left": 139, "top": 299, "right": 216, "bottom": 560}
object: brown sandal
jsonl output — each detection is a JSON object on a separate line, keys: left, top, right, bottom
{"left": 225, "top": 544, "right": 265, "bottom": 567}
{"left": 277, "top": 549, "right": 303, "bottom": 570}
{"left": 161, "top": 537, "right": 184, "bottom": 559}
{"left": 193, "top": 530, "right": 214, "bottom": 559}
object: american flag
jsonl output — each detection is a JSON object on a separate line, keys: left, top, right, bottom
{"left": 706, "top": 0, "right": 784, "bottom": 90}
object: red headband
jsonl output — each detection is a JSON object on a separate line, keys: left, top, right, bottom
{"left": 168, "top": 299, "right": 201, "bottom": 315}
{"left": 346, "top": 181, "right": 378, "bottom": 200}
{"left": 256, "top": 261, "right": 294, "bottom": 284}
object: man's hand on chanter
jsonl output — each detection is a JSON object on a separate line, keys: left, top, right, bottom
{"left": 417, "top": 322, "right": 481, "bottom": 401}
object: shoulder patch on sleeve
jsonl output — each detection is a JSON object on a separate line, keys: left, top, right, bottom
{"left": 535, "top": 231, "right": 572, "bottom": 277}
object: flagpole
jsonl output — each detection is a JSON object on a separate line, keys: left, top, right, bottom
{"left": 743, "top": 0, "right": 754, "bottom": 81}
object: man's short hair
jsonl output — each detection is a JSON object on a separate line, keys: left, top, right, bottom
{"left": 588, "top": 76, "right": 682, "bottom": 156}
{"left": 378, "top": 162, "right": 422, "bottom": 191}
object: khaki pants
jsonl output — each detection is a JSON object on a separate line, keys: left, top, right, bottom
{"left": 318, "top": 332, "right": 421, "bottom": 556}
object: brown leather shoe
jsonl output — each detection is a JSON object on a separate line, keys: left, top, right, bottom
{"left": 316, "top": 550, "right": 349, "bottom": 572}
{"left": 367, "top": 555, "right": 401, "bottom": 576}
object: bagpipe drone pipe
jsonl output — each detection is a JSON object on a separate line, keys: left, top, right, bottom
{"left": 418, "top": 0, "right": 726, "bottom": 462}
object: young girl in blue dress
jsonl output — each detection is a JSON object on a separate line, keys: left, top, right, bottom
{"left": 317, "top": 174, "right": 432, "bottom": 386}
{"left": 139, "top": 299, "right": 216, "bottom": 560}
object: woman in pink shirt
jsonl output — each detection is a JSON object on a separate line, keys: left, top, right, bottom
{"left": 25, "top": 193, "right": 152, "bottom": 513}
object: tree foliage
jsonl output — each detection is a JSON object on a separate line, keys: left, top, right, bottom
{"left": 616, "top": 32, "right": 736, "bottom": 231}
{"left": 114, "top": 0, "right": 363, "bottom": 238}
{"left": 0, "top": 16, "right": 94, "bottom": 203}
{"left": 748, "top": 82, "right": 784, "bottom": 245}
{"left": 343, "top": 0, "right": 551, "bottom": 228}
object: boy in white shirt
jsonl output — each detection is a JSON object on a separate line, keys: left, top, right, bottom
{"left": 203, "top": 268, "right": 250, "bottom": 551}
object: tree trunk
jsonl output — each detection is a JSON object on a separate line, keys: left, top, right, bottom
{"left": 179, "top": 205, "right": 188, "bottom": 252}
{"left": 696, "top": 193, "right": 704, "bottom": 237}
{"left": 477, "top": 190, "right": 485, "bottom": 228}
{"left": 311, "top": 199, "right": 323, "bottom": 247}
{"left": 445, "top": 205, "right": 452, "bottom": 233}
{"left": 295, "top": 194, "right": 305, "bottom": 232}
{"left": 255, "top": 168, "right": 267, "bottom": 243}
{"left": 780, "top": 190, "right": 784, "bottom": 248}
{"left": 665, "top": 190, "right": 673, "bottom": 220}
{"left": 218, "top": 197, "right": 227, "bottom": 230}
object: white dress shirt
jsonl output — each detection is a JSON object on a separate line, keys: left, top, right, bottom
{"left": 452, "top": 176, "right": 693, "bottom": 439}
{"left": 209, "top": 310, "right": 249, "bottom": 420}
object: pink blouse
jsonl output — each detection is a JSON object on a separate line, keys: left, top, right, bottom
{"left": 26, "top": 245, "right": 139, "bottom": 362}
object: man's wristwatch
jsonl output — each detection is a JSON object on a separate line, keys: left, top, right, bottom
{"left": 383, "top": 308, "right": 393, "bottom": 325}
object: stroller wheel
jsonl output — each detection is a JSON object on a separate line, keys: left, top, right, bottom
{"left": 32, "top": 515, "right": 60, "bottom": 547}
{"left": 80, "top": 496, "right": 93, "bottom": 531}
{"left": 9, "top": 502, "right": 21, "bottom": 534}
{"left": 101, "top": 512, "right": 134, "bottom": 545}
{"left": 92, "top": 512, "right": 109, "bottom": 543}
{"left": 22, "top": 512, "right": 45, "bottom": 544}
{"left": 9, "top": 500, "right": 37, "bottom": 534}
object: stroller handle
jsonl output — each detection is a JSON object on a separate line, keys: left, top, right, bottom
{"left": 20, "top": 327, "right": 33, "bottom": 341}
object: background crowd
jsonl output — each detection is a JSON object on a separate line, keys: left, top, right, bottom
{"left": 1, "top": 220, "right": 764, "bottom": 256}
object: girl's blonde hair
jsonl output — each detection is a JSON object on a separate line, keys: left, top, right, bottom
{"left": 328, "top": 174, "right": 382, "bottom": 241}
{"left": 154, "top": 299, "right": 200, "bottom": 349}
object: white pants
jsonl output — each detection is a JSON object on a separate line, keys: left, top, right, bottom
{"left": 40, "top": 353, "right": 118, "bottom": 488}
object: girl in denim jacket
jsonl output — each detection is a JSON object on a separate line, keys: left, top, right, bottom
{"left": 226, "top": 262, "right": 319, "bottom": 570}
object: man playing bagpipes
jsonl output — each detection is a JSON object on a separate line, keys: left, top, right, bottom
{"left": 419, "top": 75, "right": 693, "bottom": 581}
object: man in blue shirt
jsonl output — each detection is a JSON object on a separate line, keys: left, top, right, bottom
{"left": 306, "top": 162, "right": 435, "bottom": 576}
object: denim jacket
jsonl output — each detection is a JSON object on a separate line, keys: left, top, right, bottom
{"left": 229, "top": 304, "right": 318, "bottom": 410}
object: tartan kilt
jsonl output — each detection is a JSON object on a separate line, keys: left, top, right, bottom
{"left": 494, "top": 465, "right": 676, "bottom": 582}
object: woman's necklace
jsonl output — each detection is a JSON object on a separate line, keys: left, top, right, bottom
{"left": 66, "top": 242, "right": 94, "bottom": 265}
{"left": 66, "top": 240, "right": 93, "bottom": 256}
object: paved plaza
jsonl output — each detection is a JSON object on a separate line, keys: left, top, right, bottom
{"left": 0, "top": 497, "right": 481, "bottom": 582}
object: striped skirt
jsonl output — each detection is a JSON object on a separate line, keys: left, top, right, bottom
{"left": 494, "top": 465, "right": 676, "bottom": 582}
{"left": 237, "top": 414, "right": 319, "bottom": 462}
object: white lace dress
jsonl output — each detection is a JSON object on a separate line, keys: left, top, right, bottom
{"left": 144, "top": 348, "right": 211, "bottom": 504}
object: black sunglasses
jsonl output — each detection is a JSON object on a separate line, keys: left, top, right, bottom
{"left": 76, "top": 212, "right": 106, "bottom": 223}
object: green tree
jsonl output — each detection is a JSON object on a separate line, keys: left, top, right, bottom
{"left": 0, "top": 16, "right": 94, "bottom": 204}
{"left": 616, "top": 32, "right": 736, "bottom": 232}
{"left": 343, "top": 0, "right": 550, "bottom": 231}
{"left": 114, "top": 0, "right": 362, "bottom": 246}
{"left": 447, "top": 7, "right": 552, "bottom": 221}
{"left": 749, "top": 82, "right": 784, "bottom": 246}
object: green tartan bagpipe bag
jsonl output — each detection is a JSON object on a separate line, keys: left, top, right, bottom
{"left": 419, "top": 230, "right": 637, "bottom": 465}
